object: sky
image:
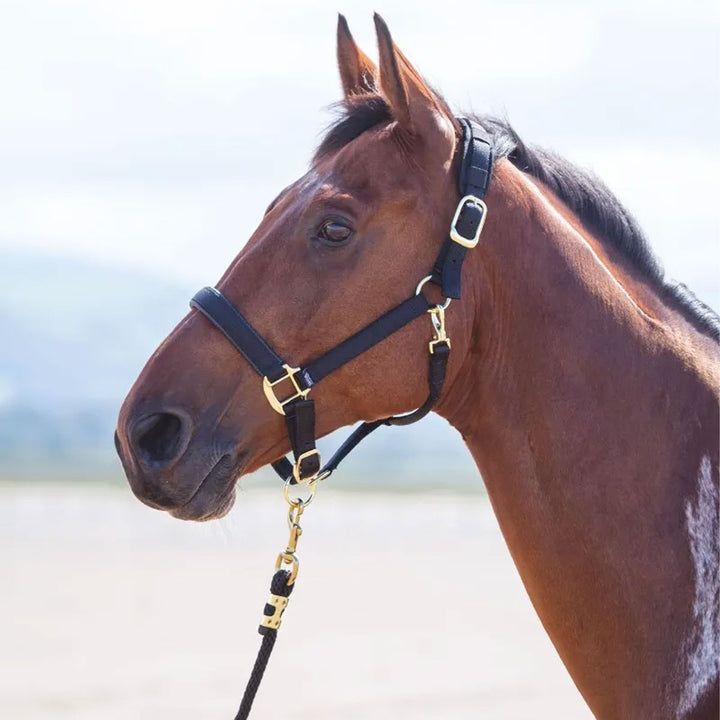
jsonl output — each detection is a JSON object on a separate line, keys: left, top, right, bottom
{"left": 1, "top": 0, "right": 718, "bottom": 303}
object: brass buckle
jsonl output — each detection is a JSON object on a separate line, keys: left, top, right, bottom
{"left": 292, "top": 449, "right": 321, "bottom": 484}
{"left": 262, "top": 364, "right": 310, "bottom": 415}
{"left": 449, "top": 195, "right": 487, "bottom": 248}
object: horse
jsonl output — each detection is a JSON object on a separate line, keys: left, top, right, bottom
{"left": 114, "top": 14, "right": 720, "bottom": 719}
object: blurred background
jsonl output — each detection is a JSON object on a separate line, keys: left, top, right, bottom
{"left": 1, "top": 1, "right": 717, "bottom": 718}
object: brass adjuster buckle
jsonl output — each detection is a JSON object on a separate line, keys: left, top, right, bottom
{"left": 449, "top": 195, "right": 488, "bottom": 249}
{"left": 262, "top": 364, "right": 310, "bottom": 415}
{"left": 292, "top": 449, "right": 321, "bottom": 484}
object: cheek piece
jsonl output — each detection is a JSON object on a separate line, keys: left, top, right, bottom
{"left": 189, "top": 117, "right": 492, "bottom": 486}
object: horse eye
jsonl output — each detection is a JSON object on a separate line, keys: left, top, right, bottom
{"left": 319, "top": 221, "right": 353, "bottom": 244}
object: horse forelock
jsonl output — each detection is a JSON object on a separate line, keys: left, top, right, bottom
{"left": 314, "top": 95, "right": 393, "bottom": 161}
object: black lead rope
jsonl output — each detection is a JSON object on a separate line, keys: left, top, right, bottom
{"left": 188, "top": 117, "right": 493, "bottom": 719}
{"left": 233, "top": 570, "right": 293, "bottom": 720}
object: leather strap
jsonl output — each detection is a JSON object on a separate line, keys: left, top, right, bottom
{"left": 302, "top": 293, "right": 430, "bottom": 386}
{"left": 310, "top": 419, "right": 385, "bottom": 479}
{"left": 387, "top": 341, "right": 449, "bottom": 426}
{"left": 457, "top": 117, "right": 493, "bottom": 198}
{"left": 431, "top": 117, "right": 493, "bottom": 299}
{"left": 190, "top": 287, "right": 286, "bottom": 381}
{"left": 191, "top": 289, "right": 431, "bottom": 391}
{"left": 283, "top": 399, "right": 320, "bottom": 481}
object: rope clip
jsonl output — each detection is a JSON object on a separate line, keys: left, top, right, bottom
{"left": 428, "top": 304, "right": 451, "bottom": 353}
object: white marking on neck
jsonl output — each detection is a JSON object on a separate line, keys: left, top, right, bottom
{"left": 517, "top": 173, "right": 652, "bottom": 320}
{"left": 677, "top": 455, "right": 719, "bottom": 718}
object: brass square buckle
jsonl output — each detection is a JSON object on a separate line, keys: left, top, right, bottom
{"left": 262, "top": 364, "right": 310, "bottom": 415}
{"left": 292, "top": 448, "right": 321, "bottom": 484}
{"left": 449, "top": 195, "right": 488, "bottom": 249}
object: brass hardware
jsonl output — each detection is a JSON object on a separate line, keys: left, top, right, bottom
{"left": 274, "top": 550, "right": 300, "bottom": 585}
{"left": 314, "top": 468, "right": 332, "bottom": 483}
{"left": 283, "top": 477, "right": 317, "bottom": 508}
{"left": 260, "top": 594, "right": 289, "bottom": 630}
{"left": 258, "top": 438, "right": 320, "bottom": 638}
{"left": 292, "top": 449, "right": 321, "bottom": 484}
{"left": 286, "top": 504, "right": 303, "bottom": 547}
{"left": 429, "top": 338, "right": 451, "bottom": 353}
{"left": 428, "top": 304, "right": 451, "bottom": 354}
{"left": 262, "top": 364, "right": 310, "bottom": 415}
{"left": 415, "top": 275, "right": 452, "bottom": 310}
{"left": 449, "top": 195, "right": 488, "bottom": 248}
{"left": 272, "top": 483, "right": 315, "bottom": 587}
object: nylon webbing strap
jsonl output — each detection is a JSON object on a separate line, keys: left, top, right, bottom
{"left": 303, "top": 293, "right": 430, "bottom": 385}
{"left": 190, "top": 287, "right": 286, "bottom": 380}
{"left": 457, "top": 117, "right": 493, "bottom": 198}
{"left": 314, "top": 419, "right": 386, "bottom": 477}
{"left": 283, "top": 399, "right": 321, "bottom": 481}
{"left": 431, "top": 117, "right": 493, "bottom": 299}
{"left": 387, "top": 341, "right": 449, "bottom": 427}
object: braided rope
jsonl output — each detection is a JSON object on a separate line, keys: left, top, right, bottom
{"left": 234, "top": 570, "right": 294, "bottom": 720}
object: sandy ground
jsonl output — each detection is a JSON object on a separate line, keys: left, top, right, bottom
{"left": 0, "top": 482, "right": 593, "bottom": 719}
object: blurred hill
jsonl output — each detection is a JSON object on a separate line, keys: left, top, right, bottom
{"left": 0, "top": 251, "right": 193, "bottom": 474}
{"left": 0, "top": 251, "right": 480, "bottom": 488}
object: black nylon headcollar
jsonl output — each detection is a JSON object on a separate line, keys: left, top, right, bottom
{"left": 189, "top": 117, "right": 492, "bottom": 484}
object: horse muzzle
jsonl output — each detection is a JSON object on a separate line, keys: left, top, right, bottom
{"left": 114, "top": 407, "right": 241, "bottom": 521}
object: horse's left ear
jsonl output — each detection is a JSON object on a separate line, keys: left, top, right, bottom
{"left": 373, "top": 13, "right": 453, "bottom": 134}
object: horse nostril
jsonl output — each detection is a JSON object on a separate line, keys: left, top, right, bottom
{"left": 133, "top": 412, "right": 186, "bottom": 465}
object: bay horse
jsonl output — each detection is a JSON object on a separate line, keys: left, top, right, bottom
{"left": 115, "top": 14, "right": 719, "bottom": 719}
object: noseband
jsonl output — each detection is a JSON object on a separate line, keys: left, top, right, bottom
{"left": 189, "top": 118, "right": 493, "bottom": 487}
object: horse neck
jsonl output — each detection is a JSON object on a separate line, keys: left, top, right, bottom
{"left": 435, "top": 160, "right": 719, "bottom": 719}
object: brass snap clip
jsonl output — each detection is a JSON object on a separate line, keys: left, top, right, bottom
{"left": 428, "top": 304, "right": 451, "bottom": 354}
{"left": 270, "top": 479, "right": 317, "bottom": 588}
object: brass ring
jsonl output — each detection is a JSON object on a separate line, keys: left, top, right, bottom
{"left": 415, "top": 275, "right": 451, "bottom": 310}
{"left": 275, "top": 551, "right": 299, "bottom": 585}
{"left": 283, "top": 478, "right": 316, "bottom": 508}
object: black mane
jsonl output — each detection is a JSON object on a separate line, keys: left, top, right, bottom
{"left": 315, "top": 96, "right": 393, "bottom": 159}
{"left": 316, "top": 98, "right": 720, "bottom": 340}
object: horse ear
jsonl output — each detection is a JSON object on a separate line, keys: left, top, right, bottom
{"left": 337, "top": 14, "right": 377, "bottom": 99}
{"left": 374, "top": 14, "right": 410, "bottom": 127}
{"left": 374, "top": 13, "right": 447, "bottom": 132}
